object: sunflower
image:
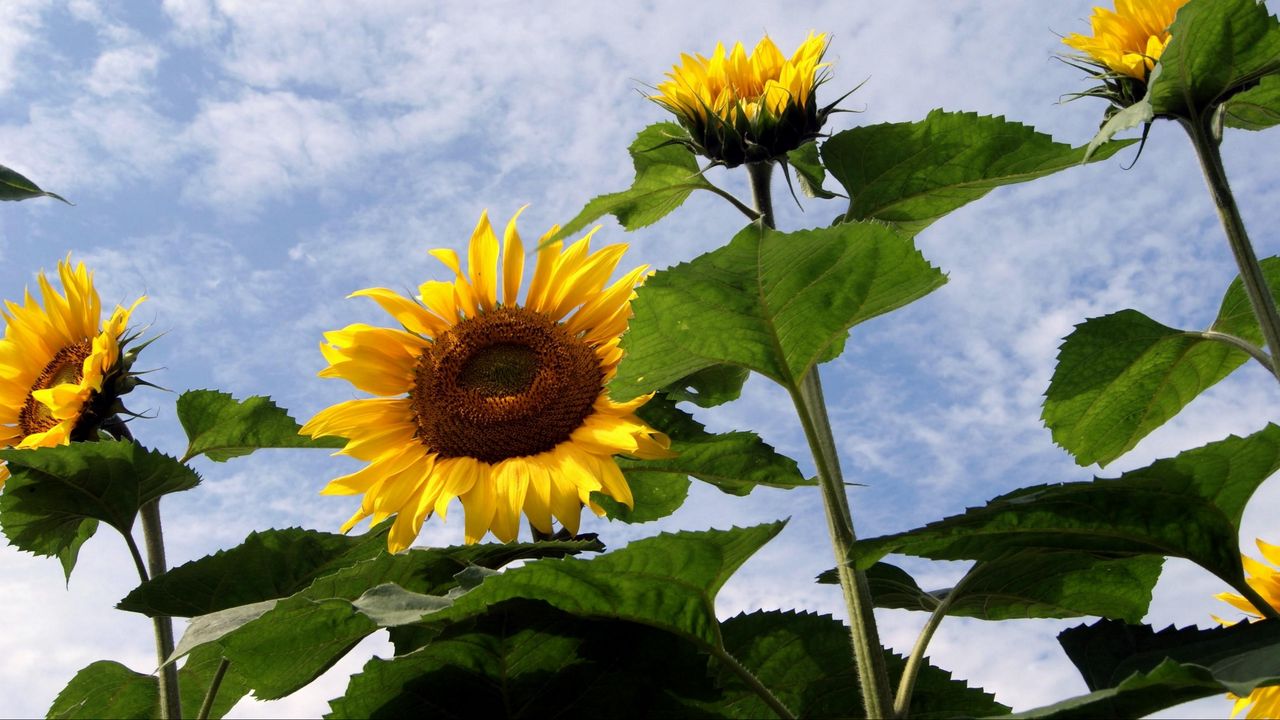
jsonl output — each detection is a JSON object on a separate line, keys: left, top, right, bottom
{"left": 1061, "top": 0, "right": 1189, "bottom": 108}
{"left": 1213, "top": 538, "right": 1280, "bottom": 718}
{"left": 0, "top": 256, "right": 145, "bottom": 486}
{"left": 302, "top": 209, "right": 673, "bottom": 552}
{"left": 652, "top": 32, "right": 834, "bottom": 166}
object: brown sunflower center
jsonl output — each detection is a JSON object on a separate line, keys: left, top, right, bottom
{"left": 411, "top": 306, "right": 603, "bottom": 464}
{"left": 19, "top": 338, "right": 92, "bottom": 436}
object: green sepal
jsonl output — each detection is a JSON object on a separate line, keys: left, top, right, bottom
{"left": 0, "top": 441, "right": 199, "bottom": 578}
{"left": 177, "top": 389, "right": 343, "bottom": 462}
{"left": 550, "top": 123, "right": 714, "bottom": 241}
{"left": 821, "top": 110, "right": 1135, "bottom": 234}
{"left": 612, "top": 221, "right": 945, "bottom": 400}
{"left": 0, "top": 163, "right": 69, "bottom": 203}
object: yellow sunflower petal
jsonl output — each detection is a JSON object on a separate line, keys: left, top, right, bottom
{"left": 467, "top": 210, "right": 500, "bottom": 312}
{"left": 501, "top": 207, "right": 527, "bottom": 306}
{"left": 461, "top": 462, "right": 498, "bottom": 544}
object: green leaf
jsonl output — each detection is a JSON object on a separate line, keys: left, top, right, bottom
{"left": 1224, "top": 74, "right": 1280, "bottom": 130}
{"left": 786, "top": 141, "right": 839, "bottom": 199}
{"left": 179, "top": 645, "right": 249, "bottom": 720}
{"left": 551, "top": 123, "right": 714, "bottom": 241}
{"left": 0, "top": 442, "right": 199, "bottom": 576}
{"left": 328, "top": 599, "right": 718, "bottom": 719}
{"left": 821, "top": 110, "right": 1135, "bottom": 234}
{"left": 624, "top": 395, "right": 810, "bottom": 496}
{"left": 613, "top": 221, "right": 945, "bottom": 399}
{"left": 821, "top": 554, "right": 1161, "bottom": 622}
{"left": 118, "top": 524, "right": 393, "bottom": 617}
{"left": 1147, "top": 0, "right": 1280, "bottom": 121}
{"left": 593, "top": 472, "right": 690, "bottom": 523}
{"left": 169, "top": 539, "right": 604, "bottom": 700}
{"left": 657, "top": 364, "right": 751, "bottom": 408}
{"left": 0, "top": 163, "right": 69, "bottom": 203}
{"left": 1042, "top": 311, "right": 1248, "bottom": 467}
{"left": 1044, "top": 258, "right": 1280, "bottom": 467}
{"left": 847, "top": 426, "right": 1280, "bottom": 597}
{"left": 1085, "top": 100, "right": 1154, "bottom": 160}
{"left": 177, "top": 389, "right": 344, "bottom": 462}
{"left": 715, "top": 610, "right": 1009, "bottom": 719}
{"left": 57, "top": 518, "right": 99, "bottom": 582}
{"left": 47, "top": 661, "right": 157, "bottom": 720}
{"left": 1007, "top": 619, "right": 1280, "bottom": 719}
{"left": 393, "top": 524, "right": 784, "bottom": 649}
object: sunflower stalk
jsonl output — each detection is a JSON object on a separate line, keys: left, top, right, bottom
{"left": 1181, "top": 116, "right": 1280, "bottom": 390}
{"left": 747, "top": 160, "right": 895, "bottom": 718}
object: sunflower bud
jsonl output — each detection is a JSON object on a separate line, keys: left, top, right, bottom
{"left": 1061, "top": 0, "right": 1190, "bottom": 113}
{"left": 651, "top": 32, "right": 836, "bottom": 167}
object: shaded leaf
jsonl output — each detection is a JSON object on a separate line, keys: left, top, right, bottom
{"left": 613, "top": 221, "right": 945, "bottom": 399}
{"left": 0, "top": 442, "right": 198, "bottom": 577}
{"left": 180, "top": 645, "right": 250, "bottom": 720}
{"left": 118, "top": 523, "right": 392, "bottom": 617}
{"left": 551, "top": 123, "right": 714, "bottom": 240}
{"left": 846, "top": 427, "right": 1280, "bottom": 597}
{"left": 822, "top": 110, "right": 1135, "bottom": 234}
{"left": 1006, "top": 619, "right": 1280, "bottom": 718}
{"left": 177, "top": 389, "right": 343, "bottom": 462}
{"left": 657, "top": 364, "right": 751, "bottom": 408}
{"left": 1224, "top": 73, "right": 1280, "bottom": 130}
{"left": 0, "top": 163, "right": 69, "bottom": 203}
{"left": 1044, "top": 258, "right": 1280, "bottom": 467}
{"left": 818, "top": 561, "right": 941, "bottom": 613}
{"left": 328, "top": 599, "right": 720, "bottom": 719}
{"left": 786, "top": 141, "right": 839, "bottom": 199}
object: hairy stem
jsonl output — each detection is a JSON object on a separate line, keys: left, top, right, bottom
{"left": 196, "top": 658, "right": 230, "bottom": 720}
{"left": 709, "top": 644, "right": 797, "bottom": 719}
{"left": 1182, "top": 118, "right": 1280, "bottom": 385}
{"left": 893, "top": 572, "right": 973, "bottom": 718}
{"left": 748, "top": 160, "right": 894, "bottom": 718}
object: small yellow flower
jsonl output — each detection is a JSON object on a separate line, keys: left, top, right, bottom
{"left": 303, "top": 209, "right": 673, "bottom": 552}
{"left": 1214, "top": 538, "right": 1280, "bottom": 718}
{"left": 1062, "top": 0, "right": 1189, "bottom": 81}
{"left": 0, "top": 257, "right": 145, "bottom": 486}
{"left": 652, "top": 32, "right": 833, "bottom": 166}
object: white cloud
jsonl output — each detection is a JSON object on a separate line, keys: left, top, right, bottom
{"left": 0, "top": 0, "right": 50, "bottom": 97}
{"left": 86, "top": 44, "right": 163, "bottom": 96}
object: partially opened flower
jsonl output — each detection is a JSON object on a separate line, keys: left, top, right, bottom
{"left": 302, "top": 209, "right": 673, "bottom": 552}
{"left": 1213, "top": 538, "right": 1280, "bottom": 718}
{"left": 652, "top": 32, "right": 835, "bottom": 166}
{"left": 1061, "top": 0, "right": 1189, "bottom": 108}
{"left": 0, "top": 257, "right": 146, "bottom": 486}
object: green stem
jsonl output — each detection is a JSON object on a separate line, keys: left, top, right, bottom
{"left": 893, "top": 572, "right": 973, "bottom": 718}
{"left": 705, "top": 182, "right": 763, "bottom": 222}
{"left": 708, "top": 644, "right": 797, "bottom": 719}
{"left": 1182, "top": 118, "right": 1280, "bottom": 385}
{"left": 1240, "top": 579, "right": 1280, "bottom": 621}
{"left": 142, "top": 499, "right": 183, "bottom": 720}
{"left": 196, "top": 658, "right": 230, "bottom": 720}
{"left": 1192, "top": 331, "right": 1275, "bottom": 374}
{"left": 748, "top": 160, "right": 894, "bottom": 718}
{"left": 105, "top": 419, "right": 183, "bottom": 719}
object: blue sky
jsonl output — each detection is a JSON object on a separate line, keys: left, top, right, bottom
{"left": 2, "top": 1, "right": 1278, "bottom": 717}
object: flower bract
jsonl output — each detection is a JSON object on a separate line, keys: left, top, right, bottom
{"left": 0, "top": 257, "right": 145, "bottom": 486}
{"left": 652, "top": 32, "right": 833, "bottom": 166}
{"left": 1214, "top": 538, "right": 1280, "bottom": 718}
{"left": 303, "top": 209, "right": 673, "bottom": 552}
{"left": 1061, "top": 0, "right": 1189, "bottom": 107}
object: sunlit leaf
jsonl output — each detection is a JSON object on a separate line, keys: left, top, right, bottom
{"left": 1044, "top": 258, "right": 1280, "bottom": 467}
{"left": 0, "top": 442, "right": 198, "bottom": 577}
{"left": 657, "top": 364, "right": 751, "bottom": 408}
{"left": 612, "top": 221, "right": 945, "bottom": 399}
{"left": 822, "top": 110, "right": 1135, "bottom": 234}
{"left": 847, "top": 427, "right": 1280, "bottom": 599}
{"left": 47, "top": 661, "right": 156, "bottom": 720}
{"left": 1147, "top": 0, "right": 1280, "bottom": 121}
{"left": 551, "top": 123, "right": 714, "bottom": 240}
{"left": 786, "top": 141, "right": 838, "bottom": 199}
{"left": 177, "top": 389, "right": 343, "bottom": 462}
{"left": 0, "top": 163, "right": 69, "bottom": 203}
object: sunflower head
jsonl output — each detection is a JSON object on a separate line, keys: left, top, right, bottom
{"left": 651, "top": 32, "right": 834, "bottom": 167}
{"left": 1213, "top": 538, "right": 1280, "bottom": 718}
{"left": 0, "top": 256, "right": 147, "bottom": 486}
{"left": 302, "top": 209, "right": 673, "bottom": 552}
{"left": 1061, "top": 0, "right": 1190, "bottom": 110}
